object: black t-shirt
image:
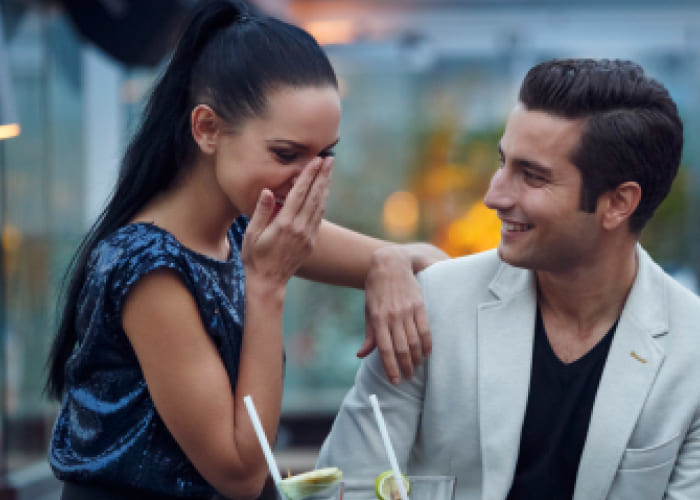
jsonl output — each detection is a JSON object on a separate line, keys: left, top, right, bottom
{"left": 506, "top": 308, "right": 618, "bottom": 500}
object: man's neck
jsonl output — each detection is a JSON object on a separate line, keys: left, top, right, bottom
{"left": 535, "top": 242, "right": 638, "bottom": 362}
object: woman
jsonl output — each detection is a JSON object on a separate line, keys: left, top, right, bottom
{"left": 47, "top": 1, "right": 447, "bottom": 499}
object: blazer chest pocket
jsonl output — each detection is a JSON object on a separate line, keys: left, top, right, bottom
{"left": 618, "top": 432, "right": 682, "bottom": 471}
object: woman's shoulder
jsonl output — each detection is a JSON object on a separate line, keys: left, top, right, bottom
{"left": 83, "top": 223, "right": 198, "bottom": 315}
{"left": 99, "top": 222, "right": 181, "bottom": 259}
{"left": 89, "top": 223, "right": 188, "bottom": 283}
{"left": 88, "top": 217, "right": 249, "bottom": 284}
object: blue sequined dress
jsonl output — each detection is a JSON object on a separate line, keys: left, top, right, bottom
{"left": 50, "top": 218, "right": 248, "bottom": 498}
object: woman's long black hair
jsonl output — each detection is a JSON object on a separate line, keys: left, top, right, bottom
{"left": 46, "top": 0, "right": 337, "bottom": 399}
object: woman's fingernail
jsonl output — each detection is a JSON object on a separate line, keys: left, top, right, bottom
{"left": 391, "top": 377, "right": 400, "bottom": 385}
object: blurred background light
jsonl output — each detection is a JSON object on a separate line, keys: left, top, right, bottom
{"left": 383, "top": 190, "right": 419, "bottom": 239}
{"left": 445, "top": 201, "right": 501, "bottom": 257}
{"left": 0, "top": 3, "right": 19, "bottom": 139}
{"left": 304, "top": 18, "right": 357, "bottom": 45}
{"left": 0, "top": 124, "right": 19, "bottom": 141}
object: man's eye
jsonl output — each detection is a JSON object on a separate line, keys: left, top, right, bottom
{"left": 319, "top": 149, "right": 336, "bottom": 158}
{"left": 524, "top": 170, "right": 547, "bottom": 185}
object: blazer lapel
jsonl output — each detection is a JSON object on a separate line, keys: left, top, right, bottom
{"left": 573, "top": 247, "right": 668, "bottom": 500}
{"left": 478, "top": 264, "right": 537, "bottom": 500}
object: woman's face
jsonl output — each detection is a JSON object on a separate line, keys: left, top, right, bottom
{"left": 215, "top": 85, "right": 341, "bottom": 218}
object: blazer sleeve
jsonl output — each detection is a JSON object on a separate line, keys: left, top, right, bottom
{"left": 316, "top": 350, "right": 426, "bottom": 498}
{"left": 664, "top": 410, "right": 700, "bottom": 499}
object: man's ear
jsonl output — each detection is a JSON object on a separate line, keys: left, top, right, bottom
{"left": 598, "top": 181, "right": 642, "bottom": 231}
{"left": 190, "top": 104, "right": 222, "bottom": 155}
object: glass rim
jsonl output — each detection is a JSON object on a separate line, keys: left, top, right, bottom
{"left": 342, "top": 475, "right": 455, "bottom": 479}
{"left": 340, "top": 474, "right": 456, "bottom": 484}
{"left": 399, "top": 475, "right": 456, "bottom": 480}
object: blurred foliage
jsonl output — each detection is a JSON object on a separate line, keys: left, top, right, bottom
{"left": 407, "top": 120, "right": 504, "bottom": 256}
{"left": 641, "top": 168, "right": 690, "bottom": 265}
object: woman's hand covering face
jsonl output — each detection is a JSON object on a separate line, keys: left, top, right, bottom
{"left": 241, "top": 157, "right": 333, "bottom": 288}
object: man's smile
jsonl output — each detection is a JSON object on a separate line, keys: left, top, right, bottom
{"left": 502, "top": 221, "right": 533, "bottom": 232}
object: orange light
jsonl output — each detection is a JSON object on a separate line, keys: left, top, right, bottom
{"left": 0, "top": 123, "right": 20, "bottom": 139}
{"left": 445, "top": 201, "right": 501, "bottom": 256}
{"left": 2, "top": 224, "right": 22, "bottom": 253}
{"left": 304, "top": 19, "right": 356, "bottom": 46}
{"left": 383, "top": 191, "right": 419, "bottom": 240}
{"left": 421, "top": 165, "right": 472, "bottom": 198}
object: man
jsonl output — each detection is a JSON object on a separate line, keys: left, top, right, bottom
{"left": 317, "top": 59, "right": 700, "bottom": 500}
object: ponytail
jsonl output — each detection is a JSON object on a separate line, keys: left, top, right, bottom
{"left": 46, "top": 0, "right": 337, "bottom": 398}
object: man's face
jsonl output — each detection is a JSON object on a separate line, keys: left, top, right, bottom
{"left": 484, "top": 104, "right": 602, "bottom": 273}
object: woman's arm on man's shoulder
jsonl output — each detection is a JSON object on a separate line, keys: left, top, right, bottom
{"left": 296, "top": 219, "right": 448, "bottom": 384}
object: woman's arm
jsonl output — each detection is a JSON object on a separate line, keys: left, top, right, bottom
{"left": 297, "top": 220, "right": 448, "bottom": 384}
{"left": 123, "top": 158, "right": 332, "bottom": 500}
{"left": 296, "top": 220, "right": 445, "bottom": 287}
{"left": 123, "top": 271, "right": 284, "bottom": 500}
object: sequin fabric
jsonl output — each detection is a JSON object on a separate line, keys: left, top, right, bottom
{"left": 50, "top": 218, "right": 248, "bottom": 497}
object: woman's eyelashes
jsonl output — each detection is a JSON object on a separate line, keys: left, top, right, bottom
{"left": 271, "top": 148, "right": 335, "bottom": 164}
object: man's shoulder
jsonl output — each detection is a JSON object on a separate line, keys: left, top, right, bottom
{"left": 420, "top": 248, "right": 502, "bottom": 275}
{"left": 638, "top": 247, "right": 700, "bottom": 312}
{"left": 418, "top": 249, "right": 504, "bottom": 289}
{"left": 635, "top": 248, "right": 700, "bottom": 355}
{"left": 662, "top": 269, "right": 700, "bottom": 327}
{"left": 665, "top": 274, "right": 700, "bottom": 307}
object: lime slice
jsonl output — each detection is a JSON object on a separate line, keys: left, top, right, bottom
{"left": 278, "top": 467, "right": 343, "bottom": 500}
{"left": 375, "top": 470, "right": 410, "bottom": 500}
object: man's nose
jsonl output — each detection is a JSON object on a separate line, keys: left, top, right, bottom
{"left": 484, "top": 167, "right": 514, "bottom": 210}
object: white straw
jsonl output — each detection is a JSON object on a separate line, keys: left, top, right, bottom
{"left": 369, "top": 394, "right": 410, "bottom": 500}
{"left": 243, "top": 395, "right": 283, "bottom": 487}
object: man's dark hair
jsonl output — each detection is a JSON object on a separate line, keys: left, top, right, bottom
{"left": 519, "top": 58, "right": 683, "bottom": 233}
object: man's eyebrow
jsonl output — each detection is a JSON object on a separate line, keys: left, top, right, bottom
{"left": 266, "top": 138, "right": 340, "bottom": 150}
{"left": 497, "top": 142, "right": 552, "bottom": 176}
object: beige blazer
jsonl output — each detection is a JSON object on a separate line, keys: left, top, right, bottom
{"left": 317, "top": 247, "right": 700, "bottom": 500}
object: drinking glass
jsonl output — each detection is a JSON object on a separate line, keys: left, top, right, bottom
{"left": 341, "top": 474, "right": 456, "bottom": 500}
{"left": 277, "top": 480, "right": 343, "bottom": 500}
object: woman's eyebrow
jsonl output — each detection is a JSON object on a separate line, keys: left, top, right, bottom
{"left": 266, "top": 138, "right": 340, "bottom": 150}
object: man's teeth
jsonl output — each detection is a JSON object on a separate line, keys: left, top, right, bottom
{"left": 504, "top": 222, "right": 531, "bottom": 232}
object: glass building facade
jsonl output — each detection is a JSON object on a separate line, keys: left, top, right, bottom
{"left": 0, "top": 0, "right": 699, "bottom": 496}
{"left": 1, "top": 1, "right": 85, "bottom": 477}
